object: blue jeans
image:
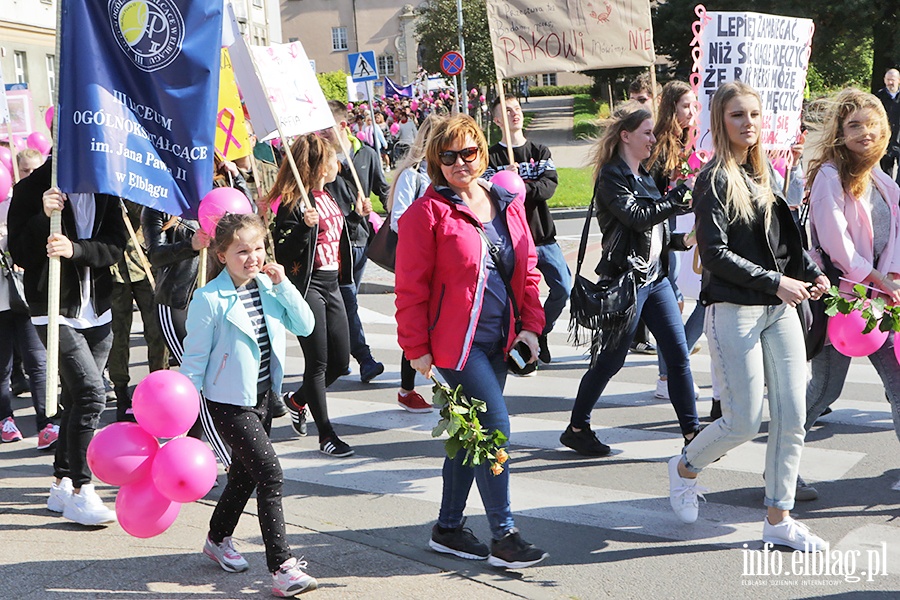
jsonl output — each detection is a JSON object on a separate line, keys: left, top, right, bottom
{"left": 0, "top": 311, "right": 50, "bottom": 430}
{"left": 805, "top": 341, "right": 900, "bottom": 440}
{"left": 658, "top": 302, "right": 705, "bottom": 378}
{"left": 535, "top": 243, "right": 571, "bottom": 334}
{"left": 340, "top": 245, "right": 373, "bottom": 363}
{"left": 683, "top": 303, "right": 806, "bottom": 510}
{"left": 37, "top": 323, "right": 113, "bottom": 488}
{"left": 570, "top": 277, "right": 699, "bottom": 435}
{"left": 436, "top": 340, "right": 514, "bottom": 540}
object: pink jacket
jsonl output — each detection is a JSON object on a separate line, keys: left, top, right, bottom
{"left": 395, "top": 181, "right": 545, "bottom": 370}
{"left": 810, "top": 163, "right": 900, "bottom": 294}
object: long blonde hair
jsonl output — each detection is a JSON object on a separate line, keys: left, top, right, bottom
{"left": 806, "top": 88, "right": 890, "bottom": 200}
{"left": 706, "top": 81, "right": 774, "bottom": 224}
{"left": 589, "top": 102, "right": 652, "bottom": 179}
{"left": 386, "top": 114, "right": 445, "bottom": 211}
{"left": 648, "top": 81, "right": 692, "bottom": 176}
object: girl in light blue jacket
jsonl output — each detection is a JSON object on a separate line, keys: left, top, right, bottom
{"left": 180, "top": 213, "right": 319, "bottom": 597}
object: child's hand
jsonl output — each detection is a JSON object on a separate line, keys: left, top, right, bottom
{"left": 261, "top": 263, "right": 285, "bottom": 284}
{"left": 303, "top": 206, "right": 318, "bottom": 227}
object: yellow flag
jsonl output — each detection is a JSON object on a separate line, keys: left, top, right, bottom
{"left": 216, "top": 47, "right": 251, "bottom": 160}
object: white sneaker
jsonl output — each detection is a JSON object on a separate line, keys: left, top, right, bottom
{"left": 667, "top": 456, "right": 706, "bottom": 524}
{"left": 48, "top": 477, "right": 73, "bottom": 513}
{"left": 654, "top": 379, "right": 701, "bottom": 400}
{"left": 203, "top": 535, "right": 250, "bottom": 572}
{"left": 272, "top": 557, "right": 318, "bottom": 597}
{"left": 762, "top": 515, "right": 826, "bottom": 552}
{"left": 62, "top": 484, "right": 116, "bottom": 526}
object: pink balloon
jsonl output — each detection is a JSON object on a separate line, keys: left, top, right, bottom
{"left": 270, "top": 197, "right": 281, "bottom": 215}
{"left": 687, "top": 151, "right": 705, "bottom": 172}
{"left": 0, "top": 146, "right": 11, "bottom": 174}
{"left": 828, "top": 309, "right": 888, "bottom": 357}
{"left": 347, "top": 103, "right": 354, "bottom": 111}
{"left": 45, "top": 105, "right": 55, "bottom": 131}
{"left": 410, "top": 100, "right": 419, "bottom": 112}
{"left": 87, "top": 422, "right": 160, "bottom": 486}
{"left": 151, "top": 437, "right": 218, "bottom": 503}
{"left": 132, "top": 370, "right": 200, "bottom": 438}
{"left": 10, "top": 135, "right": 26, "bottom": 152}
{"left": 197, "top": 186, "right": 253, "bottom": 235}
{"left": 116, "top": 477, "right": 181, "bottom": 538}
{"left": 0, "top": 164, "right": 11, "bottom": 200}
{"left": 26, "top": 131, "right": 51, "bottom": 155}
{"left": 390, "top": 123, "right": 400, "bottom": 136}
{"left": 894, "top": 332, "right": 900, "bottom": 366}
{"left": 491, "top": 170, "right": 526, "bottom": 204}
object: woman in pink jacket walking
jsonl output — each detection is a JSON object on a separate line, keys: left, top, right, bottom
{"left": 803, "top": 88, "right": 900, "bottom": 499}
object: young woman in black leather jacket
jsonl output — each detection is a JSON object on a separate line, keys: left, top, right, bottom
{"left": 560, "top": 103, "right": 701, "bottom": 458}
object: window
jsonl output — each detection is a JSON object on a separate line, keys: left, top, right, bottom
{"left": 541, "top": 73, "right": 557, "bottom": 86}
{"left": 331, "top": 27, "right": 348, "bottom": 51}
{"left": 46, "top": 55, "right": 56, "bottom": 98}
{"left": 254, "top": 26, "right": 266, "bottom": 46}
{"left": 14, "top": 51, "right": 28, "bottom": 84}
{"left": 377, "top": 54, "right": 395, "bottom": 76}
{"left": 252, "top": 0, "right": 263, "bottom": 6}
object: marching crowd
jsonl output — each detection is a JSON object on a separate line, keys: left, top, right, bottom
{"left": 1, "top": 67, "right": 899, "bottom": 596}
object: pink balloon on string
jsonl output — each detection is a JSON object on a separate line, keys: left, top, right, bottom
{"left": 10, "top": 135, "right": 26, "bottom": 152}
{"left": 151, "top": 437, "right": 218, "bottom": 503}
{"left": 0, "top": 147, "right": 12, "bottom": 174}
{"left": 116, "top": 477, "right": 181, "bottom": 538}
{"left": 410, "top": 100, "right": 419, "bottom": 112}
{"left": 131, "top": 370, "right": 200, "bottom": 438}
{"left": 0, "top": 164, "right": 12, "bottom": 200}
{"left": 347, "top": 103, "right": 354, "bottom": 111}
{"left": 828, "top": 309, "right": 888, "bottom": 357}
{"left": 491, "top": 170, "right": 526, "bottom": 204}
{"left": 87, "top": 422, "right": 159, "bottom": 486}
{"left": 197, "top": 187, "right": 253, "bottom": 235}
{"left": 27, "top": 132, "right": 52, "bottom": 155}
{"left": 390, "top": 123, "right": 400, "bottom": 136}
{"left": 45, "top": 105, "right": 55, "bottom": 131}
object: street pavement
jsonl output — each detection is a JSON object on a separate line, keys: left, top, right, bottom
{"left": 3, "top": 98, "right": 900, "bottom": 598}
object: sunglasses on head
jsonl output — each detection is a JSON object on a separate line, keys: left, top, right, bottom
{"left": 439, "top": 146, "right": 479, "bottom": 166}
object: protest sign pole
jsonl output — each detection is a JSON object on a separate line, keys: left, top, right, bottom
{"left": 5, "top": 122, "right": 19, "bottom": 181}
{"left": 648, "top": 66, "right": 658, "bottom": 118}
{"left": 495, "top": 76, "right": 515, "bottom": 166}
{"left": 45, "top": 2, "right": 64, "bottom": 418}
{"left": 119, "top": 200, "right": 155, "bottom": 291}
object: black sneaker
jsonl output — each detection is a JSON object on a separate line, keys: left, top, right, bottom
{"left": 538, "top": 334, "right": 551, "bottom": 364}
{"left": 284, "top": 393, "right": 308, "bottom": 436}
{"left": 359, "top": 357, "right": 385, "bottom": 383}
{"left": 429, "top": 519, "right": 489, "bottom": 560}
{"left": 270, "top": 393, "right": 288, "bottom": 419}
{"left": 559, "top": 425, "right": 611, "bottom": 456}
{"left": 320, "top": 435, "right": 354, "bottom": 457}
{"left": 630, "top": 341, "right": 657, "bottom": 355}
{"left": 488, "top": 529, "right": 548, "bottom": 569}
{"left": 709, "top": 399, "right": 722, "bottom": 421}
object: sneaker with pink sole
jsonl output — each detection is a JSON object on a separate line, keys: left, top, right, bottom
{"left": 272, "top": 557, "right": 317, "bottom": 597}
{"left": 1, "top": 417, "right": 23, "bottom": 443}
{"left": 37, "top": 423, "right": 59, "bottom": 451}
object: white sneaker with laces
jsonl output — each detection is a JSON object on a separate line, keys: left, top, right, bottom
{"left": 1, "top": 416, "right": 23, "bottom": 442}
{"left": 62, "top": 483, "right": 116, "bottom": 526}
{"left": 203, "top": 535, "right": 250, "bottom": 572}
{"left": 272, "top": 556, "right": 318, "bottom": 597}
{"left": 667, "top": 456, "right": 707, "bottom": 524}
{"left": 48, "top": 477, "right": 73, "bottom": 513}
{"left": 762, "top": 515, "right": 826, "bottom": 552}
{"left": 654, "top": 379, "right": 701, "bottom": 400}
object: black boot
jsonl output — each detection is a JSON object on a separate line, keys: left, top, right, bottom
{"left": 115, "top": 385, "right": 135, "bottom": 422}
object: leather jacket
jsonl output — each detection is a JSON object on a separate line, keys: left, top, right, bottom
{"left": 693, "top": 163, "right": 822, "bottom": 306}
{"left": 142, "top": 208, "right": 200, "bottom": 310}
{"left": 593, "top": 154, "right": 691, "bottom": 283}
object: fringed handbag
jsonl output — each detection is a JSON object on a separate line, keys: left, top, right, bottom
{"left": 568, "top": 196, "right": 637, "bottom": 355}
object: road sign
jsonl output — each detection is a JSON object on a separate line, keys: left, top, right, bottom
{"left": 348, "top": 51, "right": 379, "bottom": 82}
{"left": 440, "top": 51, "right": 464, "bottom": 77}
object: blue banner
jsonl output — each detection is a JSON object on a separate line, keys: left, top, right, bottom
{"left": 383, "top": 76, "right": 413, "bottom": 99}
{"left": 57, "top": 0, "right": 223, "bottom": 218}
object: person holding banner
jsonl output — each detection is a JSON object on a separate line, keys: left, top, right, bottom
{"left": 272, "top": 133, "right": 356, "bottom": 458}
{"left": 396, "top": 114, "right": 548, "bottom": 569}
{"left": 8, "top": 158, "right": 126, "bottom": 526}
{"left": 801, "top": 88, "right": 900, "bottom": 497}
{"left": 668, "top": 82, "right": 829, "bottom": 551}
{"left": 561, "top": 103, "right": 700, "bottom": 457}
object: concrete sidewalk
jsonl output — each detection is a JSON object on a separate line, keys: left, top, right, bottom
{"left": 520, "top": 95, "right": 594, "bottom": 170}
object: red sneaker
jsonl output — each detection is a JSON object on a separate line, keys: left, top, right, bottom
{"left": 398, "top": 390, "right": 433, "bottom": 413}
{"left": 37, "top": 423, "right": 59, "bottom": 450}
{"left": 1, "top": 417, "right": 23, "bottom": 443}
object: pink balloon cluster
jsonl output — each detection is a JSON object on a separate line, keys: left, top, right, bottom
{"left": 86, "top": 370, "right": 217, "bottom": 538}
{"left": 198, "top": 187, "right": 253, "bottom": 235}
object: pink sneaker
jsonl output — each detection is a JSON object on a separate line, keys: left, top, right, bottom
{"left": 37, "top": 423, "right": 59, "bottom": 451}
{"left": 1, "top": 417, "right": 23, "bottom": 443}
{"left": 398, "top": 390, "right": 433, "bottom": 413}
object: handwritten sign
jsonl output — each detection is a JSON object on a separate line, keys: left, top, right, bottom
{"left": 216, "top": 48, "right": 250, "bottom": 161}
{"left": 690, "top": 6, "right": 814, "bottom": 155}
{"left": 0, "top": 69, "right": 8, "bottom": 125}
{"left": 486, "top": 0, "right": 654, "bottom": 79}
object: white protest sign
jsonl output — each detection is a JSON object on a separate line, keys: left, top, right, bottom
{"left": 486, "top": 0, "right": 655, "bottom": 79}
{"left": 250, "top": 42, "right": 335, "bottom": 140}
{"left": 690, "top": 6, "right": 814, "bottom": 156}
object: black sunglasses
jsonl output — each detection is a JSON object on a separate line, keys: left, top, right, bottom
{"left": 439, "top": 146, "right": 479, "bottom": 166}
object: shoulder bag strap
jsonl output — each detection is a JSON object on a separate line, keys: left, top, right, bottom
{"left": 574, "top": 195, "right": 595, "bottom": 278}
{"left": 473, "top": 223, "right": 523, "bottom": 334}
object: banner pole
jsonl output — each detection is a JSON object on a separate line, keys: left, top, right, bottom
{"left": 332, "top": 125, "right": 366, "bottom": 201}
{"left": 119, "top": 200, "right": 155, "bottom": 291}
{"left": 495, "top": 76, "right": 515, "bottom": 166}
{"left": 4, "top": 122, "right": 19, "bottom": 182}
{"left": 45, "top": 0, "right": 64, "bottom": 418}
{"left": 648, "top": 65, "right": 658, "bottom": 119}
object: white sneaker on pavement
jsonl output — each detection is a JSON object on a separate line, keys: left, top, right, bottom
{"left": 272, "top": 556, "right": 317, "bottom": 597}
{"left": 203, "top": 535, "right": 250, "bottom": 572}
{"left": 667, "top": 456, "right": 706, "bottom": 524}
{"left": 762, "top": 515, "right": 826, "bottom": 552}
{"left": 655, "top": 379, "right": 701, "bottom": 400}
{"left": 48, "top": 477, "right": 73, "bottom": 513}
{"left": 62, "top": 483, "right": 116, "bottom": 526}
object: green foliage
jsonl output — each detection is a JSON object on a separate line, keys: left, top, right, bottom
{"left": 529, "top": 85, "right": 593, "bottom": 97}
{"left": 573, "top": 94, "right": 605, "bottom": 140}
{"left": 549, "top": 167, "right": 594, "bottom": 208}
{"left": 824, "top": 284, "right": 900, "bottom": 334}
{"left": 317, "top": 71, "right": 348, "bottom": 102}
{"left": 431, "top": 379, "right": 508, "bottom": 472}
{"left": 415, "top": 0, "right": 495, "bottom": 89}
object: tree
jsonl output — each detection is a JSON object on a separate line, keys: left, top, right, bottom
{"left": 317, "top": 71, "right": 348, "bottom": 102}
{"left": 415, "top": 0, "right": 496, "bottom": 90}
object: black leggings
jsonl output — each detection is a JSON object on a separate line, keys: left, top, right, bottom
{"left": 206, "top": 394, "right": 291, "bottom": 573}
{"left": 295, "top": 270, "right": 349, "bottom": 441}
{"left": 401, "top": 353, "right": 416, "bottom": 391}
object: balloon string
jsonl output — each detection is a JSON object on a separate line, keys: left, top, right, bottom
{"left": 838, "top": 276, "right": 890, "bottom": 296}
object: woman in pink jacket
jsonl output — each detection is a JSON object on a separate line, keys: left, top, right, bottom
{"left": 804, "top": 89, "right": 900, "bottom": 496}
{"left": 395, "top": 114, "right": 548, "bottom": 569}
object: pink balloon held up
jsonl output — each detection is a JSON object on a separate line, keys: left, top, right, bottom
{"left": 151, "top": 437, "right": 218, "bottom": 503}
{"left": 197, "top": 187, "right": 253, "bottom": 236}
{"left": 87, "top": 422, "right": 159, "bottom": 486}
{"left": 0, "top": 147, "right": 12, "bottom": 174}
{"left": 26, "top": 131, "right": 52, "bottom": 155}
{"left": 131, "top": 370, "right": 200, "bottom": 438}
{"left": 490, "top": 170, "right": 526, "bottom": 204}
{"left": 116, "top": 477, "right": 181, "bottom": 538}
{"left": 0, "top": 164, "right": 11, "bottom": 200}
{"left": 45, "top": 105, "right": 55, "bottom": 131}
{"left": 827, "top": 309, "right": 888, "bottom": 357}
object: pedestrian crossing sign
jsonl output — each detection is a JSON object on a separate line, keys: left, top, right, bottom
{"left": 348, "top": 51, "right": 379, "bottom": 82}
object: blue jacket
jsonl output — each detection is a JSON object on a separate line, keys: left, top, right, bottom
{"left": 181, "top": 268, "right": 315, "bottom": 407}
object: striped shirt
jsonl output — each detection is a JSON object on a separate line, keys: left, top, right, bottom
{"left": 236, "top": 280, "right": 271, "bottom": 394}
